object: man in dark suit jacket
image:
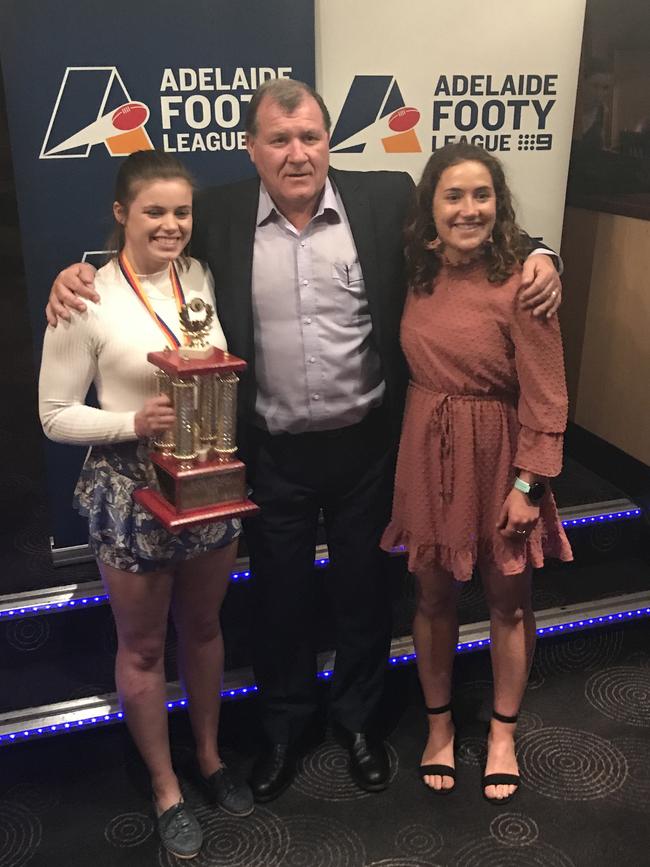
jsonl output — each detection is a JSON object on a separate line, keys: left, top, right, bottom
{"left": 191, "top": 166, "right": 413, "bottom": 457}
{"left": 188, "top": 82, "right": 415, "bottom": 801}
{"left": 46, "top": 78, "right": 562, "bottom": 803}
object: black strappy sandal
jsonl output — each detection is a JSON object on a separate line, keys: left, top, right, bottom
{"left": 482, "top": 709, "right": 520, "bottom": 805}
{"left": 419, "top": 703, "right": 456, "bottom": 795}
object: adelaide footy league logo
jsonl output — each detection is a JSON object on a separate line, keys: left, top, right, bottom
{"left": 40, "top": 67, "right": 154, "bottom": 159}
{"left": 330, "top": 75, "right": 422, "bottom": 154}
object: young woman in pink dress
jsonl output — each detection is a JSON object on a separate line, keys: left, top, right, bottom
{"left": 381, "top": 143, "right": 572, "bottom": 804}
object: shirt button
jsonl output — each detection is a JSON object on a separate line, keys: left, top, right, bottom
{"left": 300, "top": 242, "right": 306, "bottom": 247}
{"left": 309, "top": 356, "right": 315, "bottom": 363}
{"left": 305, "top": 317, "right": 312, "bottom": 325}
{"left": 313, "top": 393, "right": 320, "bottom": 401}
{"left": 302, "top": 280, "right": 308, "bottom": 286}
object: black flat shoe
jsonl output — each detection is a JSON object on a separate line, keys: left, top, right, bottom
{"left": 419, "top": 703, "right": 456, "bottom": 796}
{"left": 250, "top": 744, "right": 296, "bottom": 803}
{"left": 155, "top": 800, "right": 202, "bottom": 860}
{"left": 482, "top": 710, "right": 520, "bottom": 805}
{"left": 345, "top": 732, "right": 390, "bottom": 792}
{"left": 203, "top": 765, "right": 254, "bottom": 816}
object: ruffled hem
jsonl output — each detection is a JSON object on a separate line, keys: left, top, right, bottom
{"left": 381, "top": 527, "right": 475, "bottom": 581}
{"left": 381, "top": 522, "right": 573, "bottom": 582}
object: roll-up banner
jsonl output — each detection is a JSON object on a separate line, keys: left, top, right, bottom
{"left": 0, "top": 0, "right": 315, "bottom": 550}
{"left": 2, "top": 0, "right": 583, "bottom": 555}
{"left": 317, "top": 0, "right": 585, "bottom": 251}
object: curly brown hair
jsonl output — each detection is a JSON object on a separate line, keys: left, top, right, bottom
{"left": 404, "top": 143, "right": 529, "bottom": 293}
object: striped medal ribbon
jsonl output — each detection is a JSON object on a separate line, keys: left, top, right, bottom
{"left": 118, "top": 252, "right": 189, "bottom": 349}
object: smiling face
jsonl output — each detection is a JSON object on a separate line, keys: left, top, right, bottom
{"left": 113, "top": 177, "right": 192, "bottom": 274}
{"left": 432, "top": 160, "right": 497, "bottom": 264}
{"left": 245, "top": 94, "right": 330, "bottom": 226}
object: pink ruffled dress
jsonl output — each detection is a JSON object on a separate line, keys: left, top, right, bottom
{"left": 381, "top": 263, "right": 573, "bottom": 580}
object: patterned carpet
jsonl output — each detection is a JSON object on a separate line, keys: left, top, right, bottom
{"left": 1, "top": 618, "right": 649, "bottom": 867}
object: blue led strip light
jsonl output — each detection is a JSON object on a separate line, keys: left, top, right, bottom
{"left": 2, "top": 605, "right": 649, "bottom": 745}
{"left": 0, "top": 595, "right": 109, "bottom": 620}
{"left": 230, "top": 569, "right": 251, "bottom": 583}
{"left": 0, "top": 685, "right": 258, "bottom": 745}
{"left": 0, "top": 607, "right": 650, "bottom": 746}
{"left": 561, "top": 509, "right": 641, "bottom": 527}
{"left": 0, "top": 562, "right": 333, "bottom": 621}
{"left": 4, "top": 604, "right": 648, "bottom": 744}
{"left": 163, "top": 685, "right": 259, "bottom": 706}
{"left": 346, "top": 604, "right": 650, "bottom": 674}
{"left": 1, "top": 712, "right": 126, "bottom": 743}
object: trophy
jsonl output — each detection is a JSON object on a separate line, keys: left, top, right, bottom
{"left": 133, "top": 298, "right": 259, "bottom": 531}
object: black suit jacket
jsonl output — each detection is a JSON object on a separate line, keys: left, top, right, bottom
{"left": 192, "top": 167, "right": 416, "bottom": 446}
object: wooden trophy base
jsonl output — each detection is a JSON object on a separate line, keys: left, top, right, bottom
{"left": 133, "top": 452, "right": 259, "bottom": 533}
{"left": 133, "top": 487, "right": 259, "bottom": 532}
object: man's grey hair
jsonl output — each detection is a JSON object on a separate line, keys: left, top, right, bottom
{"left": 245, "top": 78, "right": 331, "bottom": 136}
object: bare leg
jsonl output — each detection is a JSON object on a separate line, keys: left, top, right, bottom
{"left": 172, "top": 542, "right": 238, "bottom": 778}
{"left": 480, "top": 558, "right": 535, "bottom": 800}
{"left": 413, "top": 565, "right": 462, "bottom": 791}
{"left": 99, "top": 561, "right": 179, "bottom": 811}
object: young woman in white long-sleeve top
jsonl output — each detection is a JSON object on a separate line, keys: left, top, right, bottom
{"left": 39, "top": 150, "right": 252, "bottom": 860}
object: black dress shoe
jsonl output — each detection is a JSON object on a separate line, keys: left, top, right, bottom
{"left": 345, "top": 732, "right": 390, "bottom": 792}
{"left": 250, "top": 744, "right": 296, "bottom": 803}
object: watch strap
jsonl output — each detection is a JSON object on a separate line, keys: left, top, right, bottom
{"left": 513, "top": 477, "right": 531, "bottom": 494}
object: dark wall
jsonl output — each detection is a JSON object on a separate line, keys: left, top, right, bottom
{"left": 0, "top": 66, "right": 54, "bottom": 587}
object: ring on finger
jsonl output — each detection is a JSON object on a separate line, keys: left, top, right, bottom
{"left": 514, "top": 529, "right": 527, "bottom": 535}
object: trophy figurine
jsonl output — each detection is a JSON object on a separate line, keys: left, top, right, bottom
{"left": 133, "top": 298, "right": 259, "bottom": 531}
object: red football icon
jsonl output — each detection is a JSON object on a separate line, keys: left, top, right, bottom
{"left": 112, "top": 102, "right": 149, "bottom": 131}
{"left": 388, "top": 106, "right": 420, "bottom": 133}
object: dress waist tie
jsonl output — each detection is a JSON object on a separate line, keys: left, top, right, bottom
{"left": 408, "top": 382, "right": 513, "bottom": 503}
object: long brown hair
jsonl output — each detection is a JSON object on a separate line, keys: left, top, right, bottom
{"left": 107, "top": 150, "right": 195, "bottom": 269}
{"left": 404, "top": 143, "right": 529, "bottom": 293}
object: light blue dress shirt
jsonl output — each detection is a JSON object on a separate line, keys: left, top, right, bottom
{"left": 251, "top": 179, "right": 385, "bottom": 434}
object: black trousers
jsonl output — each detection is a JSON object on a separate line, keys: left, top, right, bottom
{"left": 244, "top": 408, "right": 395, "bottom": 744}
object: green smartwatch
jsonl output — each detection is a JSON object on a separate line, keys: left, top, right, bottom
{"left": 513, "top": 476, "right": 545, "bottom": 503}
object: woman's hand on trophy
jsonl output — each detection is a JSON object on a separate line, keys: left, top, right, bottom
{"left": 134, "top": 395, "right": 176, "bottom": 438}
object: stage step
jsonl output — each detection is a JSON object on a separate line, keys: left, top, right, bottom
{"left": 2, "top": 589, "right": 649, "bottom": 746}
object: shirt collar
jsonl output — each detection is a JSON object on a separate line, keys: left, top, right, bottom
{"left": 256, "top": 178, "right": 342, "bottom": 227}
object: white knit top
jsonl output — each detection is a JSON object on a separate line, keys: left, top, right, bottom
{"left": 39, "top": 258, "right": 227, "bottom": 446}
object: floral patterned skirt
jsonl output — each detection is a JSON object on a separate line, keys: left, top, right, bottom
{"left": 74, "top": 441, "right": 241, "bottom": 573}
